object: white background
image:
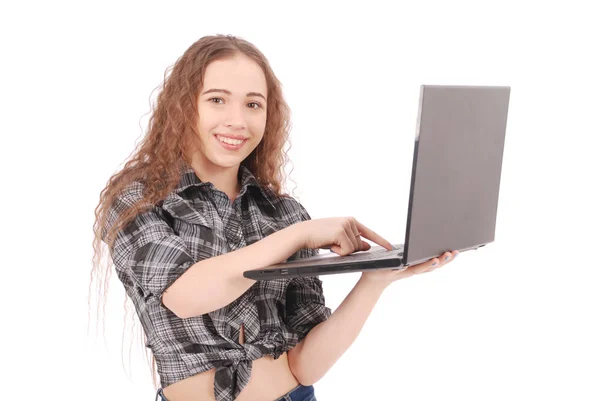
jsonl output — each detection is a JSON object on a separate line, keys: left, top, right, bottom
{"left": 2, "top": 0, "right": 599, "bottom": 400}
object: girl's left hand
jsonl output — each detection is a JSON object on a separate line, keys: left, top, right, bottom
{"left": 360, "top": 250, "right": 459, "bottom": 288}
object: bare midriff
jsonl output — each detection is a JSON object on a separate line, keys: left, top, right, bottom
{"left": 162, "top": 324, "right": 300, "bottom": 401}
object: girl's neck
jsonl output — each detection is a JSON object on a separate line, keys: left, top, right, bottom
{"left": 188, "top": 153, "right": 241, "bottom": 202}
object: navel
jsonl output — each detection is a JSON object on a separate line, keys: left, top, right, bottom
{"left": 239, "top": 323, "right": 245, "bottom": 344}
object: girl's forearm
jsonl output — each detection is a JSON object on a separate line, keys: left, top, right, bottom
{"left": 163, "top": 222, "right": 304, "bottom": 318}
{"left": 287, "top": 277, "right": 388, "bottom": 385}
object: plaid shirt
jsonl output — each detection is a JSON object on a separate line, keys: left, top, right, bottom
{"left": 104, "top": 163, "right": 332, "bottom": 401}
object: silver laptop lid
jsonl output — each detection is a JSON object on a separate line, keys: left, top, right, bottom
{"left": 403, "top": 85, "right": 511, "bottom": 266}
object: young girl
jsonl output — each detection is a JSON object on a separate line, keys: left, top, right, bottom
{"left": 91, "top": 34, "right": 458, "bottom": 401}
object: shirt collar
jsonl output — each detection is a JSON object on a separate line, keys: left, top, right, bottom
{"left": 174, "top": 163, "right": 277, "bottom": 209}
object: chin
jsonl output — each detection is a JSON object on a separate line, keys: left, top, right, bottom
{"left": 208, "top": 154, "right": 248, "bottom": 169}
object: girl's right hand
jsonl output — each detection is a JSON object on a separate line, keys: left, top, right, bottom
{"left": 297, "top": 217, "right": 394, "bottom": 256}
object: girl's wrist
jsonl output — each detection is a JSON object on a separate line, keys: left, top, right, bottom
{"left": 278, "top": 221, "right": 305, "bottom": 255}
{"left": 288, "top": 220, "right": 309, "bottom": 251}
{"left": 358, "top": 274, "right": 392, "bottom": 293}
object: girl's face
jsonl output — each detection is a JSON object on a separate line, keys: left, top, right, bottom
{"left": 194, "top": 55, "right": 268, "bottom": 171}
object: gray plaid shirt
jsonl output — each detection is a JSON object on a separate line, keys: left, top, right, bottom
{"left": 105, "top": 163, "right": 332, "bottom": 401}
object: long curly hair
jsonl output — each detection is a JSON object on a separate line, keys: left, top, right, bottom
{"left": 88, "top": 34, "right": 295, "bottom": 389}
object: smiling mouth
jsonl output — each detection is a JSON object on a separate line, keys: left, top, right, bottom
{"left": 214, "top": 134, "right": 248, "bottom": 148}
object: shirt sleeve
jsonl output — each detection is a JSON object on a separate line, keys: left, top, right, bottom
{"left": 105, "top": 183, "right": 195, "bottom": 305}
{"left": 284, "top": 202, "right": 332, "bottom": 341}
{"left": 285, "top": 272, "right": 332, "bottom": 342}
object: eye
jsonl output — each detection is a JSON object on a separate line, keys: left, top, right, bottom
{"left": 248, "top": 102, "right": 262, "bottom": 109}
{"left": 208, "top": 97, "right": 224, "bottom": 104}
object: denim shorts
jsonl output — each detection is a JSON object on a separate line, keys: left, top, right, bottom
{"left": 155, "top": 384, "right": 316, "bottom": 401}
{"left": 274, "top": 384, "right": 316, "bottom": 401}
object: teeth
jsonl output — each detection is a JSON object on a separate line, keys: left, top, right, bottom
{"left": 217, "top": 135, "right": 244, "bottom": 145}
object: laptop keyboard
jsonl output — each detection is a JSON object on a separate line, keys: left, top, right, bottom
{"left": 306, "top": 244, "right": 404, "bottom": 266}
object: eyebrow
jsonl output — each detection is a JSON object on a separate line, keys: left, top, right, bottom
{"left": 201, "top": 88, "right": 266, "bottom": 101}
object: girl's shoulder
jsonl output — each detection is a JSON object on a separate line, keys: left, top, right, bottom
{"left": 269, "top": 194, "right": 312, "bottom": 224}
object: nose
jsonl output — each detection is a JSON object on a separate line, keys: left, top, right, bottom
{"left": 225, "top": 105, "right": 246, "bottom": 130}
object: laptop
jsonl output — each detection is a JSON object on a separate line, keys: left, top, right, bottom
{"left": 243, "top": 84, "right": 511, "bottom": 280}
